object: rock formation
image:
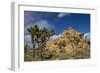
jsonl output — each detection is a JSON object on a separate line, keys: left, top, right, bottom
{"left": 45, "top": 27, "right": 90, "bottom": 59}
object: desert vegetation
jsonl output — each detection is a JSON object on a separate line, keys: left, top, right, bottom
{"left": 24, "top": 25, "right": 90, "bottom": 61}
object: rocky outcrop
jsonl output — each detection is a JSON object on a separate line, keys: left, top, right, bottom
{"left": 45, "top": 27, "right": 90, "bottom": 59}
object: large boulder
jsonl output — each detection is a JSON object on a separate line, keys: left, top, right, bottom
{"left": 45, "top": 27, "right": 90, "bottom": 59}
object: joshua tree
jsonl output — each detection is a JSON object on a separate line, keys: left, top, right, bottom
{"left": 27, "top": 25, "right": 39, "bottom": 49}
{"left": 28, "top": 25, "right": 55, "bottom": 49}
{"left": 27, "top": 25, "right": 40, "bottom": 60}
{"left": 27, "top": 25, "right": 55, "bottom": 60}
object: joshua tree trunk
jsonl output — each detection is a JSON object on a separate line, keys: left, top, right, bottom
{"left": 32, "top": 40, "right": 35, "bottom": 49}
{"left": 31, "top": 36, "right": 37, "bottom": 60}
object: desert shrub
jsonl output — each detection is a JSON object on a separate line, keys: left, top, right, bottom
{"left": 24, "top": 49, "right": 33, "bottom": 61}
{"left": 41, "top": 50, "right": 53, "bottom": 60}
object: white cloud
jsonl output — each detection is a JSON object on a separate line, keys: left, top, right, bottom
{"left": 24, "top": 35, "right": 31, "bottom": 43}
{"left": 50, "top": 34, "right": 61, "bottom": 40}
{"left": 34, "top": 20, "right": 55, "bottom": 30}
{"left": 58, "top": 13, "right": 71, "bottom": 18}
{"left": 24, "top": 20, "right": 55, "bottom": 35}
{"left": 24, "top": 35, "right": 33, "bottom": 48}
{"left": 24, "top": 25, "right": 31, "bottom": 35}
{"left": 83, "top": 33, "right": 90, "bottom": 41}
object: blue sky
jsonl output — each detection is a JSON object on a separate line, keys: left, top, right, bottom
{"left": 24, "top": 11, "right": 90, "bottom": 47}
{"left": 24, "top": 11, "right": 90, "bottom": 35}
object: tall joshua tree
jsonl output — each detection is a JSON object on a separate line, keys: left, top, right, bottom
{"left": 27, "top": 25, "right": 39, "bottom": 49}
{"left": 28, "top": 25, "right": 55, "bottom": 49}
{"left": 27, "top": 25, "right": 55, "bottom": 60}
{"left": 27, "top": 25, "right": 40, "bottom": 60}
